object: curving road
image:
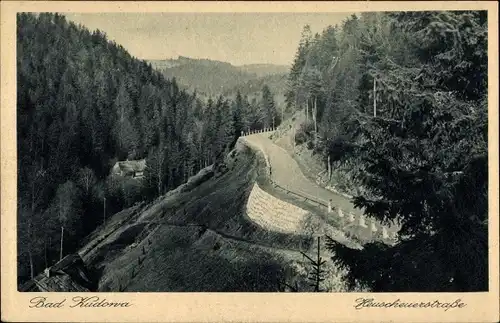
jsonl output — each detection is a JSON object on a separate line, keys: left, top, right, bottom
{"left": 244, "top": 132, "right": 363, "bottom": 217}
{"left": 242, "top": 131, "right": 401, "bottom": 242}
{"left": 241, "top": 131, "right": 403, "bottom": 245}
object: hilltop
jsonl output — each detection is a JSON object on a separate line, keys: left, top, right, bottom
{"left": 236, "top": 63, "right": 289, "bottom": 77}
{"left": 148, "top": 56, "right": 289, "bottom": 98}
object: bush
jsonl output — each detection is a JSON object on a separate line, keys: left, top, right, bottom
{"left": 295, "top": 131, "right": 307, "bottom": 145}
{"left": 106, "top": 176, "right": 146, "bottom": 211}
{"left": 300, "top": 120, "right": 315, "bottom": 136}
{"left": 294, "top": 121, "right": 315, "bottom": 146}
{"left": 326, "top": 136, "right": 355, "bottom": 162}
{"left": 306, "top": 141, "right": 315, "bottom": 150}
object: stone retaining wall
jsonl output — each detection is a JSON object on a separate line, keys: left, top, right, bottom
{"left": 246, "top": 183, "right": 308, "bottom": 234}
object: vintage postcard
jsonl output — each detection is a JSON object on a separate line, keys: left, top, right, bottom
{"left": 1, "top": 1, "right": 499, "bottom": 322}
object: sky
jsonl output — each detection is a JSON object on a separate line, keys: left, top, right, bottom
{"left": 65, "top": 13, "right": 352, "bottom": 66}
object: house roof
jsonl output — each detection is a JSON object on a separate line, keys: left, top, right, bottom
{"left": 19, "top": 253, "right": 93, "bottom": 292}
{"left": 27, "top": 274, "right": 91, "bottom": 292}
{"left": 112, "top": 159, "right": 146, "bottom": 173}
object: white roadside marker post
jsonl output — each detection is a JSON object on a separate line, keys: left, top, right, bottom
{"left": 359, "top": 215, "right": 367, "bottom": 228}
{"left": 382, "top": 226, "right": 389, "bottom": 239}
{"left": 328, "top": 199, "right": 332, "bottom": 213}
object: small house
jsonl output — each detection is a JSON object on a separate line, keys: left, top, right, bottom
{"left": 111, "top": 159, "right": 146, "bottom": 179}
{"left": 19, "top": 254, "right": 94, "bottom": 292}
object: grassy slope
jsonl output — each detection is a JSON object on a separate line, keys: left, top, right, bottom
{"left": 78, "top": 141, "right": 354, "bottom": 292}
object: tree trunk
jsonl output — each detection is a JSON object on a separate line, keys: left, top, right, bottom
{"left": 103, "top": 197, "right": 106, "bottom": 225}
{"left": 328, "top": 154, "right": 331, "bottom": 180}
{"left": 28, "top": 249, "right": 34, "bottom": 279}
{"left": 169, "top": 168, "right": 174, "bottom": 191}
{"left": 48, "top": 236, "right": 52, "bottom": 266}
{"left": 157, "top": 158, "right": 162, "bottom": 197}
{"left": 373, "top": 78, "right": 377, "bottom": 117}
{"left": 281, "top": 105, "right": 284, "bottom": 125}
{"left": 44, "top": 238, "right": 48, "bottom": 269}
{"left": 315, "top": 236, "right": 320, "bottom": 292}
{"left": 59, "top": 226, "right": 64, "bottom": 261}
{"left": 31, "top": 182, "right": 36, "bottom": 215}
{"left": 314, "top": 97, "right": 317, "bottom": 133}
{"left": 306, "top": 99, "right": 309, "bottom": 122}
{"left": 157, "top": 177, "right": 161, "bottom": 197}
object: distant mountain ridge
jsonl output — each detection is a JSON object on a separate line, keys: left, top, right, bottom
{"left": 237, "top": 64, "right": 289, "bottom": 77}
{"left": 223, "top": 73, "right": 288, "bottom": 98}
{"left": 149, "top": 56, "right": 235, "bottom": 70}
{"left": 147, "top": 56, "right": 289, "bottom": 97}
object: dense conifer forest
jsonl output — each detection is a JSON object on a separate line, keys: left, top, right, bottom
{"left": 285, "top": 11, "right": 488, "bottom": 291}
{"left": 16, "top": 13, "right": 280, "bottom": 284}
{"left": 150, "top": 57, "right": 289, "bottom": 98}
{"left": 16, "top": 11, "right": 489, "bottom": 293}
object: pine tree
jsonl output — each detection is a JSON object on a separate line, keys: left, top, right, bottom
{"left": 51, "top": 181, "right": 82, "bottom": 261}
{"left": 144, "top": 144, "right": 167, "bottom": 198}
{"left": 260, "top": 85, "right": 277, "bottom": 129}
{"left": 286, "top": 25, "right": 313, "bottom": 112}
{"left": 324, "top": 11, "right": 488, "bottom": 292}
{"left": 232, "top": 91, "right": 244, "bottom": 145}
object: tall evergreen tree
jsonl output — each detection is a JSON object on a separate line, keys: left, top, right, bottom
{"left": 260, "top": 85, "right": 278, "bottom": 129}
{"left": 320, "top": 11, "right": 488, "bottom": 292}
{"left": 232, "top": 91, "right": 244, "bottom": 145}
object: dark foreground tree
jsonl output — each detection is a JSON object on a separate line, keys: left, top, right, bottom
{"left": 317, "top": 11, "right": 488, "bottom": 292}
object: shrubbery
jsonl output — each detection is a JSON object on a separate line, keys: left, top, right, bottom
{"left": 326, "top": 136, "right": 355, "bottom": 162}
{"left": 294, "top": 120, "right": 315, "bottom": 146}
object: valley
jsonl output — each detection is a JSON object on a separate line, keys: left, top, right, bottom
{"left": 16, "top": 11, "right": 489, "bottom": 294}
{"left": 149, "top": 56, "right": 289, "bottom": 100}
{"left": 74, "top": 139, "right": 359, "bottom": 292}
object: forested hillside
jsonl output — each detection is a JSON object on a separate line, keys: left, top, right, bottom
{"left": 150, "top": 56, "right": 288, "bottom": 98}
{"left": 16, "top": 10, "right": 489, "bottom": 293}
{"left": 16, "top": 13, "right": 282, "bottom": 286}
{"left": 224, "top": 73, "right": 288, "bottom": 101}
{"left": 237, "top": 63, "right": 289, "bottom": 77}
{"left": 285, "top": 12, "right": 488, "bottom": 291}
{"left": 150, "top": 57, "right": 255, "bottom": 96}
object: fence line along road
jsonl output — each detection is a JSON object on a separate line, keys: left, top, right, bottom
{"left": 240, "top": 129, "right": 398, "bottom": 241}
{"left": 241, "top": 128, "right": 331, "bottom": 212}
